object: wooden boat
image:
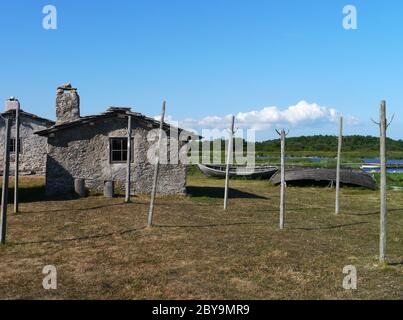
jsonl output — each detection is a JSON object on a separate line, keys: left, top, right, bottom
{"left": 197, "top": 164, "right": 278, "bottom": 179}
{"left": 269, "top": 168, "right": 377, "bottom": 190}
{"left": 360, "top": 164, "right": 381, "bottom": 170}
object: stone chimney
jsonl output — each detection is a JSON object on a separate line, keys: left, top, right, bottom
{"left": 56, "top": 83, "right": 80, "bottom": 123}
{"left": 5, "top": 97, "right": 20, "bottom": 111}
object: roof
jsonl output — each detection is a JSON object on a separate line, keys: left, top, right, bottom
{"left": 35, "top": 107, "right": 201, "bottom": 139}
{"left": 1, "top": 109, "right": 55, "bottom": 126}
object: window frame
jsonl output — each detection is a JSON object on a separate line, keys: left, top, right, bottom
{"left": 9, "top": 138, "right": 22, "bottom": 154}
{"left": 109, "top": 137, "right": 134, "bottom": 164}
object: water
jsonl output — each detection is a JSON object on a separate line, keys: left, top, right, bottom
{"left": 361, "top": 159, "right": 403, "bottom": 174}
{"left": 363, "top": 158, "right": 403, "bottom": 165}
{"left": 362, "top": 168, "right": 403, "bottom": 173}
{"left": 256, "top": 156, "right": 403, "bottom": 174}
{"left": 256, "top": 156, "right": 332, "bottom": 161}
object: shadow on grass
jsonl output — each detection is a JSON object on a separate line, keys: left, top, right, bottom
{"left": 13, "top": 226, "right": 148, "bottom": 246}
{"left": 294, "top": 221, "right": 369, "bottom": 231}
{"left": 155, "top": 222, "right": 269, "bottom": 229}
{"left": 12, "top": 220, "right": 376, "bottom": 246}
{"left": 12, "top": 222, "right": 271, "bottom": 245}
{"left": 187, "top": 186, "right": 267, "bottom": 199}
{"left": 0, "top": 185, "right": 48, "bottom": 203}
{"left": 344, "top": 208, "right": 403, "bottom": 216}
{"left": 22, "top": 202, "right": 130, "bottom": 214}
{"left": 2, "top": 184, "right": 138, "bottom": 205}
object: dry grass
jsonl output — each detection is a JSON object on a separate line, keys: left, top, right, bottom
{"left": 0, "top": 175, "right": 402, "bottom": 300}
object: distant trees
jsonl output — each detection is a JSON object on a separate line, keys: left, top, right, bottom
{"left": 190, "top": 135, "right": 403, "bottom": 157}
{"left": 255, "top": 135, "right": 403, "bottom": 153}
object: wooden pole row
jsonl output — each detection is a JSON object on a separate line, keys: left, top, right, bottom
{"left": 0, "top": 97, "right": 392, "bottom": 267}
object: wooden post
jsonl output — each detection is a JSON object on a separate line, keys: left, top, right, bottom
{"left": 1, "top": 118, "right": 11, "bottom": 244}
{"left": 379, "top": 101, "right": 387, "bottom": 263}
{"left": 224, "top": 115, "right": 235, "bottom": 210}
{"left": 335, "top": 116, "right": 343, "bottom": 215}
{"left": 147, "top": 101, "right": 166, "bottom": 227}
{"left": 276, "top": 129, "right": 288, "bottom": 230}
{"left": 14, "top": 104, "right": 20, "bottom": 213}
{"left": 125, "top": 115, "right": 132, "bottom": 203}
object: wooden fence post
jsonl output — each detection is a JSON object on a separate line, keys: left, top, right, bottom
{"left": 148, "top": 101, "right": 166, "bottom": 227}
{"left": 276, "top": 129, "right": 288, "bottom": 229}
{"left": 379, "top": 101, "right": 387, "bottom": 263}
{"left": 14, "top": 104, "right": 20, "bottom": 213}
{"left": 335, "top": 116, "right": 343, "bottom": 215}
{"left": 1, "top": 118, "right": 11, "bottom": 244}
{"left": 125, "top": 115, "right": 132, "bottom": 203}
{"left": 224, "top": 115, "right": 235, "bottom": 210}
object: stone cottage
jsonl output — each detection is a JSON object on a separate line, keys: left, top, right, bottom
{"left": 0, "top": 98, "right": 55, "bottom": 175}
{"left": 36, "top": 84, "right": 196, "bottom": 196}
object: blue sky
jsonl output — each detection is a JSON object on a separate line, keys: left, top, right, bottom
{"left": 0, "top": 0, "right": 402, "bottom": 140}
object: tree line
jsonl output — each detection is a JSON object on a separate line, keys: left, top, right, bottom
{"left": 255, "top": 135, "right": 403, "bottom": 152}
{"left": 193, "top": 135, "right": 403, "bottom": 153}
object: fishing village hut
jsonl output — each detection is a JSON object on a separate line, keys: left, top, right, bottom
{"left": 36, "top": 84, "right": 197, "bottom": 196}
{"left": 0, "top": 98, "right": 55, "bottom": 175}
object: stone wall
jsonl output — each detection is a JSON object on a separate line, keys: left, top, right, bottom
{"left": 45, "top": 114, "right": 187, "bottom": 196}
{"left": 0, "top": 114, "right": 52, "bottom": 175}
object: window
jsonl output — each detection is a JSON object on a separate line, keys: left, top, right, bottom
{"left": 9, "top": 138, "right": 22, "bottom": 154}
{"left": 110, "top": 138, "right": 133, "bottom": 163}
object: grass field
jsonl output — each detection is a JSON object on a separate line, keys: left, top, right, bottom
{"left": 0, "top": 174, "right": 402, "bottom": 300}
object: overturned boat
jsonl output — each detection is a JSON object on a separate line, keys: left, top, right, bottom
{"left": 197, "top": 164, "right": 278, "bottom": 179}
{"left": 269, "top": 168, "right": 377, "bottom": 190}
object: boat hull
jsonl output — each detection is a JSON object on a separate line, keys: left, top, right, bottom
{"left": 197, "top": 164, "right": 278, "bottom": 179}
{"left": 269, "top": 168, "right": 377, "bottom": 190}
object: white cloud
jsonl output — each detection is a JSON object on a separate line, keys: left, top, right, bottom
{"left": 155, "top": 100, "right": 359, "bottom": 133}
{"left": 233, "top": 101, "right": 340, "bottom": 130}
